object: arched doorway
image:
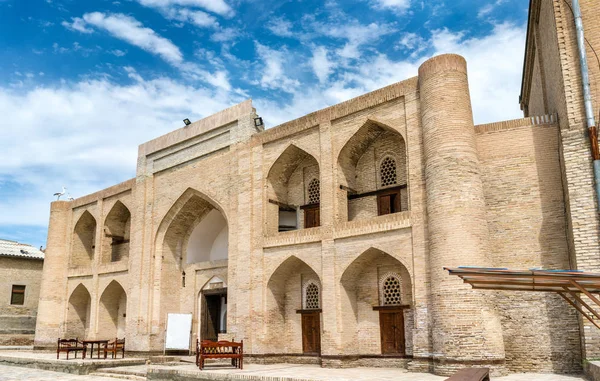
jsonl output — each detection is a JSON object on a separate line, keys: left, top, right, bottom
{"left": 71, "top": 211, "right": 96, "bottom": 267}
{"left": 266, "top": 256, "right": 322, "bottom": 355}
{"left": 66, "top": 284, "right": 91, "bottom": 338}
{"left": 339, "top": 248, "right": 412, "bottom": 356}
{"left": 154, "top": 188, "right": 229, "bottom": 343}
{"left": 198, "top": 276, "right": 228, "bottom": 341}
{"left": 337, "top": 120, "right": 408, "bottom": 222}
{"left": 102, "top": 201, "right": 131, "bottom": 263}
{"left": 266, "top": 145, "right": 321, "bottom": 233}
{"left": 98, "top": 280, "right": 127, "bottom": 339}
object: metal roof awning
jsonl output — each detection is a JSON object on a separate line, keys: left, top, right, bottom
{"left": 445, "top": 267, "right": 600, "bottom": 330}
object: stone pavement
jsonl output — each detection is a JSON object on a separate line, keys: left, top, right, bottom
{"left": 0, "top": 363, "right": 589, "bottom": 381}
{"left": 0, "top": 365, "right": 115, "bottom": 381}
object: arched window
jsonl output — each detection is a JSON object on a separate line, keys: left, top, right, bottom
{"left": 303, "top": 280, "right": 320, "bottom": 309}
{"left": 307, "top": 178, "right": 320, "bottom": 205}
{"left": 380, "top": 156, "right": 397, "bottom": 187}
{"left": 380, "top": 273, "right": 402, "bottom": 306}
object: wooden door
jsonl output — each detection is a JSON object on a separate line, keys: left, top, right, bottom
{"left": 304, "top": 206, "right": 320, "bottom": 228}
{"left": 379, "top": 310, "right": 405, "bottom": 355}
{"left": 377, "top": 191, "right": 400, "bottom": 216}
{"left": 301, "top": 312, "right": 321, "bottom": 354}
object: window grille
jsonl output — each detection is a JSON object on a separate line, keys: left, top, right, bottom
{"left": 307, "top": 178, "right": 320, "bottom": 204}
{"left": 304, "top": 282, "right": 320, "bottom": 309}
{"left": 382, "top": 275, "right": 402, "bottom": 305}
{"left": 380, "top": 157, "right": 397, "bottom": 187}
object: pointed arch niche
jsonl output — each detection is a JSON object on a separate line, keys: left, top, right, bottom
{"left": 266, "top": 256, "right": 322, "bottom": 355}
{"left": 337, "top": 120, "right": 407, "bottom": 222}
{"left": 266, "top": 145, "right": 321, "bottom": 234}
{"left": 66, "top": 284, "right": 91, "bottom": 339}
{"left": 154, "top": 189, "right": 229, "bottom": 336}
{"left": 98, "top": 280, "right": 127, "bottom": 338}
{"left": 102, "top": 201, "right": 131, "bottom": 263}
{"left": 339, "top": 248, "right": 412, "bottom": 356}
{"left": 71, "top": 211, "right": 96, "bottom": 268}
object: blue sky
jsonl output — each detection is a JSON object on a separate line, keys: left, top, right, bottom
{"left": 0, "top": 0, "right": 529, "bottom": 248}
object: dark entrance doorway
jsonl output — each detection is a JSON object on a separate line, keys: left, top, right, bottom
{"left": 300, "top": 311, "right": 321, "bottom": 355}
{"left": 379, "top": 309, "right": 405, "bottom": 355}
{"left": 201, "top": 288, "right": 227, "bottom": 341}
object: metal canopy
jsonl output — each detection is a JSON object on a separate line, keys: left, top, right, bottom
{"left": 445, "top": 267, "right": 600, "bottom": 330}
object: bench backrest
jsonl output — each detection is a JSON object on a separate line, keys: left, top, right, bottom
{"left": 445, "top": 368, "right": 490, "bottom": 381}
{"left": 108, "top": 338, "right": 125, "bottom": 348}
{"left": 198, "top": 339, "right": 243, "bottom": 354}
{"left": 58, "top": 338, "right": 80, "bottom": 348}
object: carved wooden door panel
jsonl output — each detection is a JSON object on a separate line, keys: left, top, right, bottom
{"left": 379, "top": 310, "right": 405, "bottom": 355}
{"left": 301, "top": 312, "right": 321, "bottom": 354}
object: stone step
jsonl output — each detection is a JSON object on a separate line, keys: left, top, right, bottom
{"left": 88, "top": 372, "right": 146, "bottom": 381}
{"left": 98, "top": 366, "right": 147, "bottom": 377}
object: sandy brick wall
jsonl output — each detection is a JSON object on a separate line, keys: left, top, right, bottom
{"left": 477, "top": 120, "right": 582, "bottom": 372}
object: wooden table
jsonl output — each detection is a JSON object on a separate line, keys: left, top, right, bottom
{"left": 82, "top": 340, "right": 109, "bottom": 359}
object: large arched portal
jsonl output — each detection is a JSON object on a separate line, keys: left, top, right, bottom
{"left": 337, "top": 120, "right": 407, "bottom": 222}
{"left": 266, "top": 256, "right": 322, "bottom": 355}
{"left": 98, "top": 280, "right": 127, "bottom": 338}
{"left": 340, "top": 248, "right": 412, "bottom": 356}
{"left": 66, "top": 284, "right": 91, "bottom": 339}
{"left": 155, "top": 188, "right": 229, "bottom": 343}
{"left": 266, "top": 145, "right": 321, "bottom": 234}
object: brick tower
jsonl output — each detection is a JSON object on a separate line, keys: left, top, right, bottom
{"left": 419, "top": 54, "right": 506, "bottom": 375}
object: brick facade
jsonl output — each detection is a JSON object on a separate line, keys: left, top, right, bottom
{"left": 34, "top": 0, "right": 600, "bottom": 376}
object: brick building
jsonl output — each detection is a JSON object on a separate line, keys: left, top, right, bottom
{"left": 0, "top": 239, "right": 44, "bottom": 346}
{"left": 34, "top": 0, "right": 600, "bottom": 376}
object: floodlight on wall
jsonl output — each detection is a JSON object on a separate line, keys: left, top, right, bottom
{"left": 254, "top": 117, "right": 264, "bottom": 127}
{"left": 183, "top": 118, "right": 192, "bottom": 126}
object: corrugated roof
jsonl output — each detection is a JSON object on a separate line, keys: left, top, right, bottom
{"left": 0, "top": 239, "right": 45, "bottom": 260}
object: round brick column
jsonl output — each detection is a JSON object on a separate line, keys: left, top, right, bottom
{"left": 419, "top": 54, "right": 506, "bottom": 375}
{"left": 34, "top": 201, "right": 71, "bottom": 349}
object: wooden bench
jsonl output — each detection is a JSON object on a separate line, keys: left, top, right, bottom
{"left": 56, "top": 338, "right": 84, "bottom": 360}
{"left": 103, "top": 338, "right": 125, "bottom": 359}
{"left": 196, "top": 339, "right": 243, "bottom": 370}
{"left": 445, "top": 368, "right": 490, "bottom": 381}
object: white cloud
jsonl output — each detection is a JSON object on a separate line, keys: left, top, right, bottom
{"left": 258, "top": 22, "right": 526, "bottom": 128}
{"left": 136, "top": 0, "right": 233, "bottom": 17}
{"left": 396, "top": 32, "right": 428, "bottom": 57}
{"left": 267, "top": 17, "right": 294, "bottom": 37}
{"left": 370, "top": 0, "right": 411, "bottom": 11}
{"left": 254, "top": 42, "right": 300, "bottom": 92}
{"left": 110, "top": 49, "right": 127, "bottom": 56}
{"left": 81, "top": 12, "right": 183, "bottom": 64}
{"left": 311, "top": 46, "right": 334, "bottom": 83}
{"left": 0, "top": 69, "right": 240, "bottom": 227}
{"left": 210, "top": 27, "right": 240, "bottom": 42}
{"left": 310, "top": 20, "right": 396, "bottom": 59}
{"left": 162, "top": 7, "right": 219, "bottom": 28}
{"left": 478, "top": 0, "right": 506, "bottom": 18}
{"left": 62, "top": 17, "right": 94, "bottom": 33}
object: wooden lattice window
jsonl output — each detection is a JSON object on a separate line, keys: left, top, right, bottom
{"left": 10, "top": 285, "right": 25, "bottom": 305}
{"left": 303, "top": 281, "right": 320, "bottom": 309}
{"left": 307, "top": 178, "right": 320, "bottom": 204}
{"left": 380, "top": 157, "right": 397, "bottom": 187}
{"left": 381, "top": 274, "right": 402, "bottom": 306}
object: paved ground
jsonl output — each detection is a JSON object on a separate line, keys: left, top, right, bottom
{"left": 0, "top": 363, "right": 589, "bottom": 381}
{"left": 0, "top": 365, "right": 115, "bottom": 381}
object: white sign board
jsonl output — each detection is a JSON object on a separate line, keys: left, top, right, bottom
{"left": 165, "top": 313, "right": 192, "bottom": 351}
